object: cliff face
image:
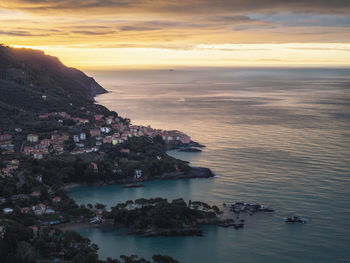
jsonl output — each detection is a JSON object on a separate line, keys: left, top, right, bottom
{"left": 0, "top": 45, "right": 107, "bottom": 115}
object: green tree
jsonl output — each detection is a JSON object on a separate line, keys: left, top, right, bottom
{"left": 153, "top": 254, "right": 179, "bottom": 263}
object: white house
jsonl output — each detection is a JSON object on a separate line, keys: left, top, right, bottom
{"left": 80, "top": 132, "right": 86, "bottom": 140}
{"left": 101, "top": 127, "right": 111, "bottom": 133}
{"left": 134, "top": 169, "right": 142, "bottom": 179}
{"left": 33, "top": 152, "right": 43, "bottom": 160}
{"left": 32, "top": 204, "right": 46, "bottom": 215}
{"left": 36, "top": 175, "right": 42, "bottom": 183}
{"left": 3, "top": 208, "right": 13, "bottom": 214}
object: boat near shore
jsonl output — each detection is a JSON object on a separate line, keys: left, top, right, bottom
{"left": 284, "top": 216, "right": 307, "bottom": 224}
{"left": 123, "top": 183, "right": 144, "bottom": 188}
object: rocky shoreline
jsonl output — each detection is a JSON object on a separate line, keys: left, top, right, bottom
{"left": 63, "top": 166, "right": 215, "bottom": 190}
{"left": 132, "top": 227, "right": 203, "bottom": 237}
{"left": 166, "top": 140, "right": 206, "bottom": 151}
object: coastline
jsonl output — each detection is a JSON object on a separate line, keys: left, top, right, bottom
{"left": 63, "top": 166, "right": 215, "bottom": 190}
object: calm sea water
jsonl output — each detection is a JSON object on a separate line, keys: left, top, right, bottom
{"left": 69, "top": 68, "right": 350, "bottom": 263}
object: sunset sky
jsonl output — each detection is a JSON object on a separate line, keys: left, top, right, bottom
{"left": 1, "top": 0, "right": 350, "bottom": 69}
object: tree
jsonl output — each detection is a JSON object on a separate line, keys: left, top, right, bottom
{"left": 15, "top": 241, "right": 37, "bottom": 263}
{"left": 40, "top": 188, "right": 49, "bottom": 201}
{"left": 95, "top": 203, "right": 106, "bottom": 210}
{"left": 152, "top": 255, "right": 179, "bottom": 263}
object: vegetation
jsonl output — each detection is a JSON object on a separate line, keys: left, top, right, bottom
{"left": 106, "top": 198, "right": 218, "bottom": 236}
{"left": 0, "top": 44, "right": 108, "bottom": 128}
{"left": 0, "top": 45, "right": 191, "bottom": 262}
{"left": 0, "top": 222, "right": 178, "bottom": 263}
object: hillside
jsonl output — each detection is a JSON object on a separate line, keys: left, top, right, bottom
{"left": 0, "top": 45, "right": 107, "bottom": 119}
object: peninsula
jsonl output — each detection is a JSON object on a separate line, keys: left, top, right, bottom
{"left": 0, "top": 45, "right": 213, "bottom": 262}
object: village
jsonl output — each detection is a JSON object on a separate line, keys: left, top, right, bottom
{"left": 0, "top": 110, "right": 191, "bottom": 173}
{"left": 0, "top": 110, "right": 193, "bottom": 231}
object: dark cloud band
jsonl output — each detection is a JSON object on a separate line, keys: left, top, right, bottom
{"left": 3, "top": 0, "right": 350, "bottom": 14}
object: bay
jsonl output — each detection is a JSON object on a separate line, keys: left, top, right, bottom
{"left": 69, "top": 68, "right": 350, "bottom": 263}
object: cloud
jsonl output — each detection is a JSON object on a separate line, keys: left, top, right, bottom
{"left": 1, "top": 0, "right": 350, "bottom": 51}
{"left": 0, "top": 29, "right": 49, "bottom": 36}
{"left": 119, "top": 26, "right": 159, "bottom": 31}
{"left": 2, "top": 0, "right": 350, "bottom": 15}
{"left": 234, "top": 24, "right": 277, "bottom": 31}
{"left": 71, "top": 30, "right": 115, "bottom": 35}
{"left": 214, "top": 15, "right": 258, "bottom": 23}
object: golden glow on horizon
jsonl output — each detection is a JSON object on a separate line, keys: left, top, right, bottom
{"left": 8, "top": 43, "right": 350, "bottom": 69}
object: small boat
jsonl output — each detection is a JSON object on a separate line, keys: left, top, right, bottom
{"left": 123, "top": 183, "right": 144, "bottom": 188}
{"left": 284, "top": 216, "right": 307, "bottom": 224}
{"left": 233, "top": 223, "right": 244, "bottom": 229}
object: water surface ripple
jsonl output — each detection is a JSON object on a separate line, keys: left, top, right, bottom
{"left": 70, "top": 68, "right": 350, "bottom": 263}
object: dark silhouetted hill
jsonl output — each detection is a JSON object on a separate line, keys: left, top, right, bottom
{"left": 0, "top": 44, "right": 107, "bottom": 116}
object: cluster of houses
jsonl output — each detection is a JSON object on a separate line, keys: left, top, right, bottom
{"left": 0, "top": 133, "right": 14, "bottom": 155}
{"left": 0, "top": 159, "right": 19, "bottom": 178}
{"left": 2, "top": 196, "right": 61, "bottom": 217}
{"left": 0, "top": 224, "right": 5, "bottom": 239}
{"left": 1, "top": 112, "right": 192, "bottom": 179}
{"left": 133, "top": 126, "right": 192, "bottom": 144}
{"left": 22, "top": 112, "right": 191, "bottom": 159}
{"left": 39, "top": 111, "right": 89, "bottom": 124}
{"left": 23, "top": 133, "right": 69, "bottom": 159}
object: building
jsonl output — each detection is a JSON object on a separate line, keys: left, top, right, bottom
{"left": 0, "top": 134, "right": 11, "bottom": 141}
{"left": 27, "top": 134, "right": 39, "bottom": 143}
{"left": 62, "top": 133, "right": 70, "bottom": 141}
{"left": 52, "top": 196, "right": 61, "bottom": 203}
{"left": 0, "top": 225, "right": 5, "bottom": 239}
{"left": 21, "top": 207, "right": 31, "bottom": 214}
{"left": 39, "top": 114, "right": 49, "bottom": 119}
{"left": 45, "top": 208, "right": 55, "bottom": 214}
{"left": 90, "top": 129, "right": 101, "bottom": 137}
{"left": 32, "top": 204, "right": 46, "bottom": 215}
{"left": 101, "top": 127, "right": 111, "bottom": 133}
{"left": 0, "top": 197, "right": 6, "bottom": 205}
{"left": 106, "top": 117, "right": 114, "bottom": 124}
{"left": 31, "top": 191, "right": 41, "bottom": 197}
{"left": 23, "top": 147, "right": 34, "bottom": 155}
{"left": 90, "top": 162, "right": 98, "bottom": 172}
{"left": 103, "top": 136, "right": 112, "bottom": 144}
{"left": 80, "top": 132, "right": 86, "bottom": 140}
{"left": 112, "top": 138, "right": 121, "bottom": 145}
{"left": 36, "top": 175, "right": 42, "bottom": 183}
{"left": 134, "top": 169, "right": 142, "bottom": 179}
{"left": 73, "top": 135, "right": 80, "bottom": 142}
{"left": 33, "top": 151, "right": 43, "bottom": 159}
{"left": 180, "top": 135, "right": 191, "bottom": 144}
{"left": 3, "top": 208, "right": 13, "bottom": 214}
{"left": 94, "top": 114, "right": 104, "bottom": 121}
{"left": 120, "top": 148, "right": 130, "bottom": 154}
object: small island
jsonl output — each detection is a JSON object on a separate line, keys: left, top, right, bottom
{"left": 92, "top": 198, "right": 274, "bottom": 237}
{"left": 104, "top": 198, "right": 219, "bottom": 237}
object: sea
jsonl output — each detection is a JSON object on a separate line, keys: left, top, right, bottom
{"left": 68, "top": 67, "right": 350, "bottom": 263}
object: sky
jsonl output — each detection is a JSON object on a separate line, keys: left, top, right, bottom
{"left": 1, "top": 0, "right": 350, "bottom": 69}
